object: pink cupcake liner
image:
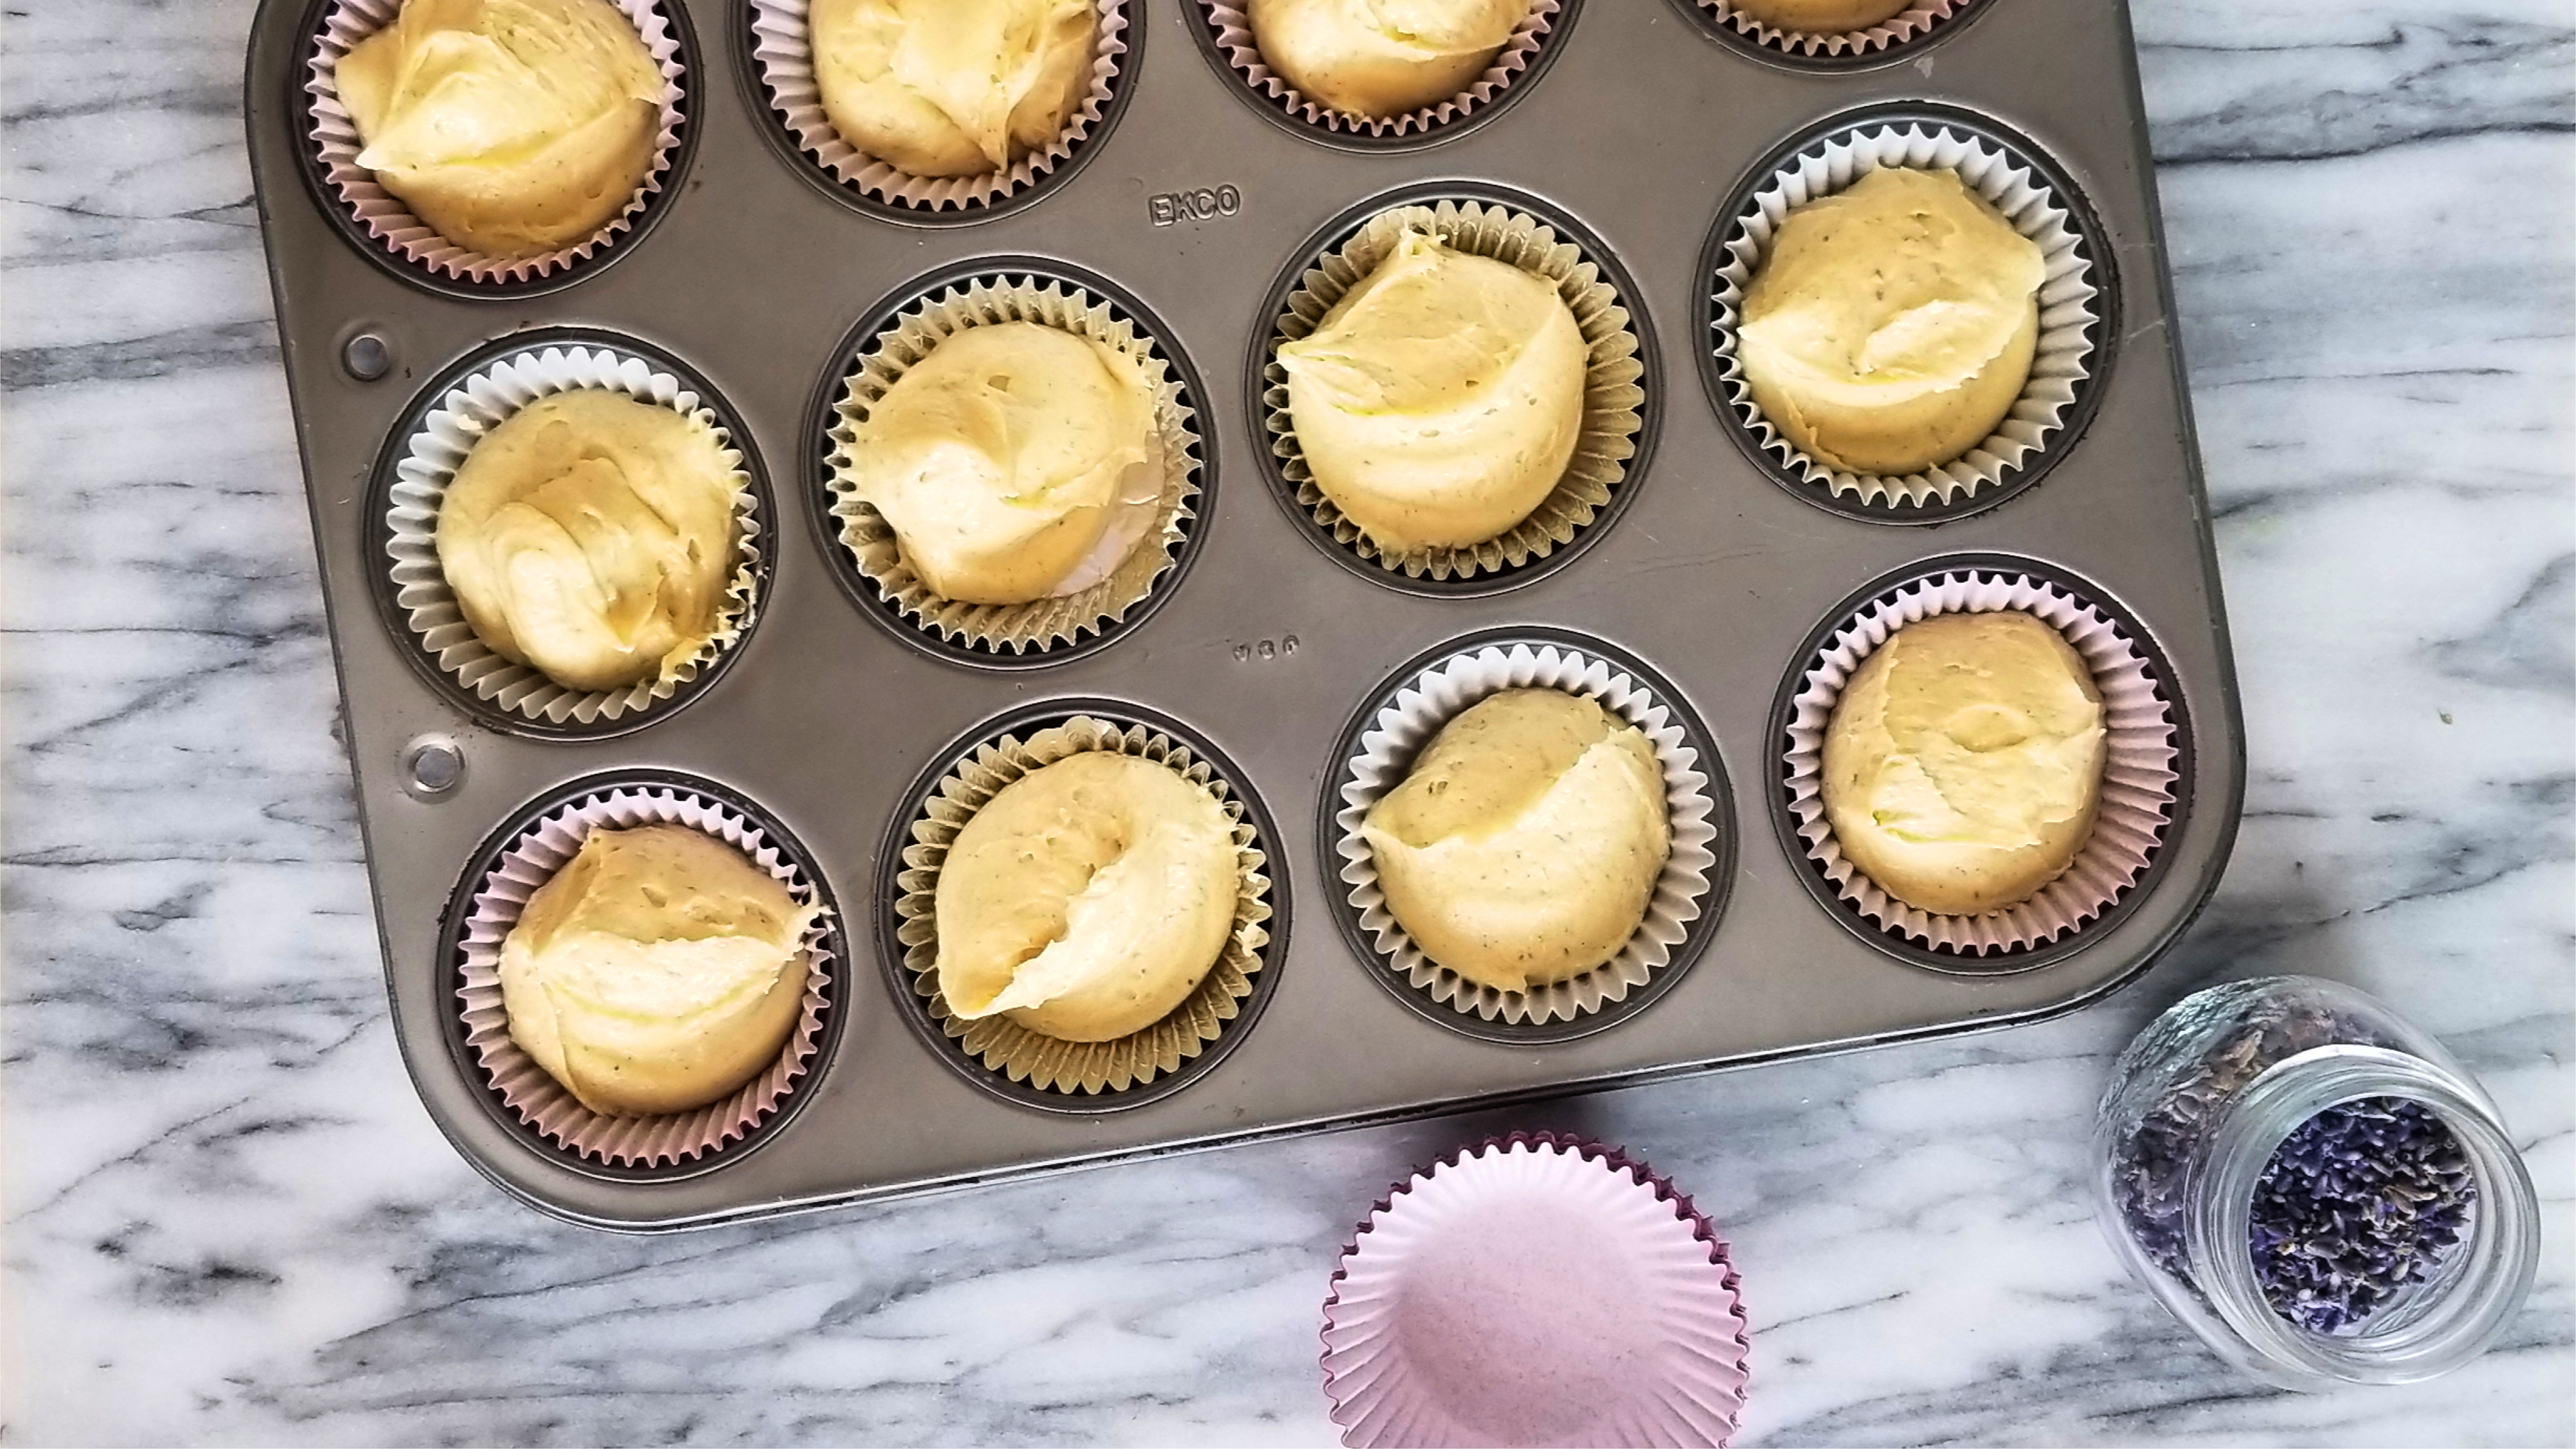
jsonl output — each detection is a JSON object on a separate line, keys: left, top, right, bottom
{"left": 1785, "top": 569, "right": 2180, "bottom": 955}
{"left": 1198, "top": 0, "right": 1561, "bottom": 141}
{"left": 457, "top": 785, "right": 836, "bottom": 1167}
{"left": 1696, "top": 0, "right": 1973, "bottom": 59}
{"left": 1322, "top": 1133, "right": 1750, "bottom": 1448}
{"left": 304, "top": 0, "right": 687, "bottom": 287}
{"left": 747, "top": 0, "right": 1127, "bottom": 213}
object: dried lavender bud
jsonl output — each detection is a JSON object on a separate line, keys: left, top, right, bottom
{"left": 2250, "top": 1098, "right": 2475, "bottom": 1333}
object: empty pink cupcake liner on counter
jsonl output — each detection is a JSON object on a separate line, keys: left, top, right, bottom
{"left": 1322, "top": 1133, "right": 1750, "bottom": 1448}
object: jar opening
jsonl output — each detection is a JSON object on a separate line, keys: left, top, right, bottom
{"left": 2188, "top": 1046, "right": 2540, "bottom": 1388}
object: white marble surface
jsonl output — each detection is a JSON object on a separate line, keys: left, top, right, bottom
{"left": 3, "top": 0, "right": 2570, "bottom": 1443}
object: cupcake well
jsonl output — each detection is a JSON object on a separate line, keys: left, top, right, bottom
{"left": 1262, "top": 191, "right": 1652, "bottom": 588}
{"left": 451, "top": 779, "right": 840, "bottom": 1172}
{"left": 304, "top": 0, "right": 687, "bottom": 289}
{"left": 747, "top": 0, "right": 1128, "bottom": 216}
{"left": 1322, "top": 1133, "right": 1750, "bottom": 1448}
{"left": 823, "top": 271, "right": 1204, "bottom": 660}
{"left": 889, "top": 711, "right": 1278, "bottom": 1102}
{"left": 380, "top": 336, "right": 765, "bottom": 732}
{"left": 1780, "top": 564, "right": 2183, "bottom": 963}
{"left": 1332, "top": 634, "right": 1727, "bottom": 1033}
{"left": 1194, "top": 0, "right": 1566, "bottom": 145}
{"left": 1705, "top": 110, "right": 2107, "bottom": 515}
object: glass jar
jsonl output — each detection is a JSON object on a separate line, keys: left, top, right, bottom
{"left": 2093, "top": 976, "right": 2539, "bottom": 1390}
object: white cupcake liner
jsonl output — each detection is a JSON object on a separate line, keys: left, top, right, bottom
{"left": 384, "top": 342, "right": 762, "bottom": 727}
{"left": 305, "top": 0, "right": 685, "bottom": 286}
{"left": 1199, "top": 0, "right": 1560, "bottom": 140}
{"left": 1266, "top": 199, "right": 1646, "bottom": 581}
{"left": 893, "top": 716, "right": 1274, "bottom": 1095}
{"left": 1711, "top": 119, "right": 2099, "bottom": 509}
{"left": 1697, "top": 0, "right": 1973, "bottom": 59}
{"left": 457, "top": 785, "right": 836, "bottom": 1168}
{"left": 827, "top": 276, "right": 1200, "bottom": 654}
{"left": 1336, "top": 641, "right": 1720, "bottom": 1025}
{"left": 747, "top": 0, "right": 1126, "bottom": 213}
{"left": 1785, "top": 570, "right": 2179, "bottom": 955}
{"left": 1322, "top": 1133, "right": 1750, "bottom": 1448}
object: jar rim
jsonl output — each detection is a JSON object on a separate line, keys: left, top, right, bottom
{"left": 2186, "top": 1044, "right": 2540, "bottom": 1389}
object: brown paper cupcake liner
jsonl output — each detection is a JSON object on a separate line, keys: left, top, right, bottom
{"left": 1198, "top": 0, "right": 1561, "bottom": 140}
{"left": 893, "top": 716, "right": 1272, "bottom": 1096}
{"left": 1784, "top": 571, "right": 2179, "bottom": 955}
{"left": 1335, "top": 641, "right": 1719, "bottom": 1025}
{"left": 1265, "top": 199, "right": 1645, "bottom": 581}
{"left": 826, "top": 277, "right": 1200, "bottom": 655}
{"left": 305, "top": 0, "right": 685, "bottom": 287}
{"left": 1696, "top": 0, "right": 1972, "bottom": 59}
{"left": 1711, "top": 120, "right": 2099, "bottom": 509}
{"left": 456, "top": 785, "right": 836, "bottom": 1167}
{"left": 747, "top": 0, "right": 1126, "bottom": 213}
{"left": 384, "top": 342, "right": 763, "bottom": 728}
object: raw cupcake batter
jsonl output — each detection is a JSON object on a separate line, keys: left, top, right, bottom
{"left": 336, "top": 0, "right": 664, "bottom": 258}
{"left": 1738, "top": 165, "right": 2045, "bottom": 476}
{"left": 1822, "top": 610, "right": 2106, "bottom": 914}
{"left": 935, "top": 752, "right": 1239, "bottom": 1043}
{"left": 1362, "top": 689, "right": 1669, "bottom": 993}
{"left": 843, "top": 320, "right": 1163, "bottom": 606}
{"left": 809, "top": 0, "right": 1095, "bottom": 178}
{"left": 1248, "top": 0, "right": 1528, "bottom": 119}
{"left": 1278, "top": 227, "right": 1586, "bottom": 553}
{"left": 500, "top": 824, "right": 815, "bottom": 1117}
{"left": 435, "top": 389, "right": 738, "bottom": 695}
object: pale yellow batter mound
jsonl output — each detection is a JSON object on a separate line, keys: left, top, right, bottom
{"left": 1278, "top": 229, "right": 1586, "bottom": 553}
{"left": 1738, "top": 166, "right": 2046, "bottom": 477}
{"left": 1822, "top": 610, "right": 2106, "bottom": 915}
{"left": 935, "top": 752, "right": 1238, "bottom": 1043}
{"left": 1248, "top": 0, "right": 1526, "bottom": 119}
{"left": 1728, "top": 0, "right": 1915, "bottom": 33}
{"left": 1362, "top": 689, "right": 1668, "bottom": 993}
{"left": 435, "top": 389, "right": 738, "bottom": 695}
{"left": 337, "top": 0, "right": 663, "bottom": 259}
{"left": 501, "top": 824, "right": 815, "bottom": 1117}
{"left": 810, "top": 0, "right": 1095, "bottom": 179}
{"left": 844, "top": 321, "right": 1163, "bottom": 606}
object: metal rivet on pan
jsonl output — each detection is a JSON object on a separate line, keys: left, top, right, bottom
{"left": 400, "top": 734, "right": 464, "bottom": 798}
{"left": 343, "top": 331, "right": 391, "bottom": 382}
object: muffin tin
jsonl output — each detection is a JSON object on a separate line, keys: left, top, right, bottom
{"left": 245, "top": 0, "right": 2243, "bottom": 1228}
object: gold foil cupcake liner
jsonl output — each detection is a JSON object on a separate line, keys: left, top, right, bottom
{"left": 1265, "top": 199, "right": 1646, "bottom": 581}
{"left": 384, "top": 342, "right": 763, "bottom": 728}
{"left": 457, "top": 785, "right": 837, "bottom": 1168}
{"left": 1696, "top": 0, "right": 1973, "bottom": 59}
{"left": 826, "top": 277, "right": 1200, "bottom": 654}
{"left": 305, "top": 0, "right": 686, "bottom": 287}
{"left": 1711, "top": 121, "right": 2100, "bottom": 509}
{"left": 748, "top": 0, "right": 1126, "bottom": 213}
{"left": 1198, "top": 0, "right": 1561, "bottom": 141}
{"left": 1335, "top": 642, "right": 1720, "bottom": 1025}
{"left": 893, "top": 717, "right": 1273, "bottom": 1096}
{"left": 1784, "top": 570, "right": 2179, "bottom": 955}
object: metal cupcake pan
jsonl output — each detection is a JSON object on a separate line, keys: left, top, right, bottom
{"left": 246, "top": 0, "right": 2242, "bottom": 1228}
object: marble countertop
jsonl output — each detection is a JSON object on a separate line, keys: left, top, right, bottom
{"left": 3, "top": 0, "right": 2569, "bottom": 1443}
